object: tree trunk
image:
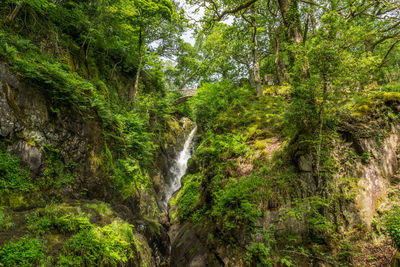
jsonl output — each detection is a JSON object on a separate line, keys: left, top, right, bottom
{"left": 245, "top": 55, "right": 256, "bottom": 86}
{"left": 251, "top": 7, "right": 262, "bottom": 96}
{"left": 274, "top": 31, "right": 289, "bottom": 85}
{"left": 277, "top": 0, "right": 303, "bottom": 44}
{"left": 277, "top": 0, "right": 309, "bottom": 77}
{"left": 7, "top": 4, "right": 21, "bottom": 22}
{"left": 132, "top": 27, "right": 143, "bottom": 104}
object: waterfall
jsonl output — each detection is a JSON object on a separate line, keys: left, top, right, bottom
{"left": 163, "top": 125, "right": 197, "bottom": 211}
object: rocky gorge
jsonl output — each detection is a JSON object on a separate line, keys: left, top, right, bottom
{"left": 1, "top": 0, "right": 400, "bottom": 266}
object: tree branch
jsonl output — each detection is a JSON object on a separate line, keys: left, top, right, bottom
{"left": 211, "top": 0, "right": 259, "bottom": 21}
{"left": 378, "top": 38, "right": 400, "bottom": 69}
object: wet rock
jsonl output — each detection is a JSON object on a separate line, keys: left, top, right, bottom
{"left": 0, "top": 82, "right": 23, "bottom": 137}
{"left": 298, "top": 154, "right": 313, "bottom": 172}
{"left": 169, "top": 223, "right": 220, "bottom": 267}
{"left": 0, "top": 63, "right": 103, "bottom": 193}
{"left": 8, "top": 140, "right": 43, "bottom": 175}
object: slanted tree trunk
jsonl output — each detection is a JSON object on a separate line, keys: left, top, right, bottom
{"left": 7, "top": 4, "right": 21, "bottom": 22}
{"left": 132, "top": 27, "right": 143, "bottom": 104}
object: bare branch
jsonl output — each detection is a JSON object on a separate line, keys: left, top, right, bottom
{"left": 211, "top": 0, "right": 259, "bottom": 21}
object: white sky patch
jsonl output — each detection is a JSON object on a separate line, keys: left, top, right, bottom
{"left": 177, "top": 0, "right": 234, "bottom": 45}
{"left": 178, "top": 0, "right": 203, "bottom": 45}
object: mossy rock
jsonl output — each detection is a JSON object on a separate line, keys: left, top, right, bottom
{"left": 394, "top": 252, "right": 400, "bottom": 267}
{"left": 352, "top": 92, "right": 400, "bottom": 116}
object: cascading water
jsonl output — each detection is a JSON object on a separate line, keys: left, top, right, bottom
{"left": 163, "top": 125, "right": 197, "bottom": 211}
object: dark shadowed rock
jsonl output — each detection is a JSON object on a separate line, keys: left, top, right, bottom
{"left": 8, "top": 140, "right": 42, "bottom": 175}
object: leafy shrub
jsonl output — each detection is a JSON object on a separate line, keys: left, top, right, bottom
{"left": 0, "top": 237, "right": 45, "bottom": 266}
{"left": 0, "top": 33, "right": 92, "bottom": 109}
{"left": 59, "top": 220, "right": 138, "bottom": 266}
{"left": 381, "top": 82, "right": 400, "bottom": 93}
{"left": 212, "top": 175, "right": 262, "bottom": 231}
{"left": 39, "top": 145, "right": 75, "bottom": 190}
{"left": 191, "top": 81, "right": 252, "bottom": 129}
{"left": 385, "top": 206, "right": 400, "bottom": 249}
{"left": 192, "top": 133, "right": 246, "bottom": 170}
{"left": 244, "top": 227, "right": 275, "bottom": 266}
{"left": 245, "top": 242, "right": 273, "bottom": 267}
{"left": 0, "top": 150, "right": 33, "bottom": 193}
{"left": 174, "top": 175, "right": 202, "bottom": 221}
{"left": 111, "top": 157, "right": 152, "bottom": 199}
{"left": 26, "top": 204, "right": 92, "bottom": 235}
{"left": 115, "top": 112, "right": 156, "bottom": 164}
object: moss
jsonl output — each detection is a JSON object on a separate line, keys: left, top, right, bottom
{"left": 170, "top": 174, "right": 204, "bottom": 222}
{"left": 0, "top": 207, "right": 14, "bottom": 231}
{"left": 263, "top": 84, "right": 291, "bottom": 97}
{"left": 351, "top": 92, "right": 400, "bottom": 116}
{"left": 85, "top": 202, "right": 113, "bottom": 218}
{"left": 142, "top": 216, "right": 161, "bottom": 235}
{"left": 254, "top": 140, "right": 267, "bottom": 150}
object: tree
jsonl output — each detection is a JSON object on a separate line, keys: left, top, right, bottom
{"left": 127, "top": 0, "right": 176, "bottom": 103}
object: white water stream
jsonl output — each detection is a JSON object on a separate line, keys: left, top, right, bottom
{"left": 163, "top": 125, "right": 197, "bottom": 211}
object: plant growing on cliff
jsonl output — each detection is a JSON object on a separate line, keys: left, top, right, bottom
{"left": 212, "top": 175, "right": 263, "bottom": 232}
{"left": 385, "top": 206, "right": 400, "bottom": 249}
{"left": 0, "top": 237, "right": 45, "bottom": 266}
{"left": 58, "top": 220, "right": 139, "bottom": 266}
{"left": 0, "top": 150, "right": 33, "bottom": 194}
{"left": 26, "top": 204, "right": 92, "bottom": 235}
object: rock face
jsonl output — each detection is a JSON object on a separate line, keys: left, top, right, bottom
{"left": 8, "top": 140, "right": 42, "bottom": 175}
{"left": 0, "top": 62, "right": 189, "bottom": 265}
{"left": 332, "top": 122, "right": 400, "bottom": 229}
{"left": 354, "top": 126, "right": 399, "bottom": 227}
{"left": 169, "top": 222, "right": 221, "bottom": 267}
{"left": 0, "top": 63, "right": 104, "bottom": 198}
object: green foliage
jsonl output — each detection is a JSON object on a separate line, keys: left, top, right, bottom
{"left": 26, "top": 204, "right": 92, "bottom": 235}
{"left": 0, "top": 32, "right": 92, "bottom": 109}
{"left": 40, "top": 145, "right": 75, "bottom": 190}
{"left": 245, "top": 242, "right": 273, "bottom": 267}
{"left": 0, "top": 150, "right": 32, "bottom": 193}
{"left": 212, "top": 175, "right": 263, "bottom": 231}
{"left": 6, "top": 0, "right": 55, "bottom": 13}
{"left": 381, "top": 82, "right": 400, "bottom": 93}
{"left": 244, "top": 227, "right": 275, "bottom": 266}
{"left": 0, "top": 237, "right": 45, "bottom": 267}
{"left": 111, "top": 157, "right": 152, "bottom": 199}
{"left": 191, "top": 81, "right": 252, "bottom": 129}
{"left": 113, "top": 112, "right": 156, "bottom": 164}
{"left": 385, "top": 206, "right": 400, "bottom": 249}
{"left": 173, "top": 175, "right": 202, "bottom": 221}
{"left": 58, "top": 220, "right": 138, "bottom": 266}
{"left": 0, "top": 207, "right": 14, "bottom": 231}
{"left": 193, "top": 133, "right": 247, "bottom": 170}
{"left": 284, "top": 196, "right": 335, "bottom": 243}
